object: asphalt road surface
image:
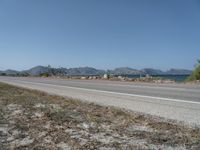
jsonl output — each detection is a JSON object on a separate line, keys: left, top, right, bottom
{"left": 0, "top": 76, "right": 200, "bottom": 126}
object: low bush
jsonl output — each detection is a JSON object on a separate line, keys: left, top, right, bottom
{"left": 187, "top": 59, "right": 200, "bottom": 81}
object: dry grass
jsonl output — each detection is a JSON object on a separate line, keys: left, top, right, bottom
{"left": 0, "top": 82, "right": 200, "bottom": 150}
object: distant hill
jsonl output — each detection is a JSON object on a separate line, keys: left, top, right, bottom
{"left": 66, "top": 67, "right": 105, "bottom": 76}
{"left": 142, "top": 68, "right": 164, "bottom": 75}
{"left": 0, "top": 66, "right": 192, "bottom": 76}
{"left": 0, "top": 69, "right": 20, "bottom": 76}
{"left": 109, "top": 67, "right": 143, "bottom": 75}
{"left": 24, "top": 66, "right": 50, "bottom": 76}
{"left": 109, "top": 68, "right": 192, "bottom": 76}
{"left": 4, "top": 70, "right": 19, "bottom": 75}
{"left": 165, "top": 69, "right": 192, "bottom": 75}
{"left": 22, "top": 66, "right": 105, "bottom": 76}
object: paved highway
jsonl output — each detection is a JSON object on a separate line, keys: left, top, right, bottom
{"left": 0, "top": 77, "right": 200, "bottom": 126}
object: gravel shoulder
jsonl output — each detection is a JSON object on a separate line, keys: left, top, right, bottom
{"left": 0, "top": 82, "right": 200, "bottom": 150}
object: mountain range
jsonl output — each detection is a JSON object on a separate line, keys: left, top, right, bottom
{"left": 0, "top": 66, "right": 192, "bottom": 76}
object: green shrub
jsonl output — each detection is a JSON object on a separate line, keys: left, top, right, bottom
{"left": 0, "top": 73, "right": 6, "bottom": 76}
{"left": 187, "top": 60, "right": 200, "bottom": 81}
{"left": 40, "top": 73, "right": 49, "bottom": 77}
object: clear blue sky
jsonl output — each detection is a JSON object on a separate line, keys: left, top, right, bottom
{"left": 0, "top": 0, "right": 200, "bottom": 71}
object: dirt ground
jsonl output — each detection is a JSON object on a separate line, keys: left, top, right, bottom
{"left": 0, "top": 82, "right": 200, "bottom": 150}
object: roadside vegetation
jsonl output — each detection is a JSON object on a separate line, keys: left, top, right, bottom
{"left": 187, "top": 60, "right": 200, "bottom": 81}
{"left": 0, "top": 82, "right": 200, "bottom": 149}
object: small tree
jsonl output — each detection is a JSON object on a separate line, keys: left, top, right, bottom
{"left": 187, "top": 59, "right": 200, "bottom": 81}
{"left": 40, "top": 73, "right": 49, "bottom": 77}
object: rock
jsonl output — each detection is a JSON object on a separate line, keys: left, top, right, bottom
{"left": 92, "top": 76, "right": 97, "bottom": 79}
{"left": 118, "top": 76, "right": 125, "bottom": 80}
{"left": 163, "top": 80, "right": 175, "bottom": 83}
{"left": 88, "top": 76, "right": 93, "bottom": 80}
{"left": 103, "top": 74, "right": 108, "bottom": 79}
{"left": 81, "top": 77, "right": 87, "bottom": 80}
{"left": 117, "top": 76, "right": 122, "bottom": 79}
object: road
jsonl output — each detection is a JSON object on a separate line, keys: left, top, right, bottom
{"left": 0, "top": 76, "right": 200, "bottom": 126}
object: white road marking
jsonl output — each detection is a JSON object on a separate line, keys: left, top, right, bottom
{"left": 8, "top": 80, "right": 200, "bottom": 105}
